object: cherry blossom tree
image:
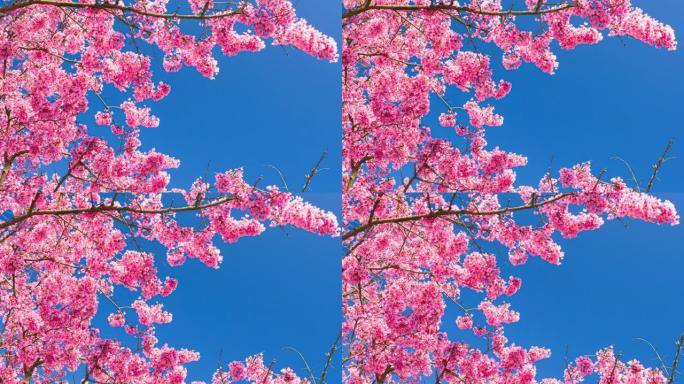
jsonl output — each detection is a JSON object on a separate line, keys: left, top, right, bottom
{"left": 342, "top": 1, "right": 679, "bottom": 383}
{"left": 0, "top": 0, "right": 338, "bottom": 382}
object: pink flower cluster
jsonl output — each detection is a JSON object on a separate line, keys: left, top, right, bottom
{"left": 0, "top": 0, "right": 337, "bottom": 382}
{"left": 206, "top": 354, "right": 309, "bottom": 384}
{"left": 342, "top": 0, "right": 678, "bottom": 382}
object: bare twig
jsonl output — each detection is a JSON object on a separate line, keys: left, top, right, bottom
{"left": 346, "top": 156, "right": 372, "bottom": 191}
{"left": 634, "top": 337, "right": 669, "bottom": 375}
{"left": 319, "top": 331, "right": 342, "bottom": 384}
{"left": 646, "top": 140, "right": 675, "bottom": 193}
{"left": 22, "top": 359, "right": 43, "bottom": 384}
{"left": 342, "top": 192, "right": 574, "bottom": 240}
{"left": 302, "top": 151, "right": 328, "bottom": 193}
{"left": 264, "top": 164, "right": 290, "bottom": 192}
{"left": 668, "top": 333, "right": 684, "bottom": 384}
{"left": 283, "top": 347, "right": 317, "bottom": 384}
{"left": 0, "top": 196, "right": 236, "bottom": 231}
{"left": 611, "top": 156, "right": 641, "bottom": 192}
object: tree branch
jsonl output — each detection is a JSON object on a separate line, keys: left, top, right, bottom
{"left": 302, "top": 150, "right": 328, "bottom": 193}
{"left": 342, "top": 192, "right": 574, "bottom": 240}
{"left": 0, "top": 196, "right": 235, "bottom": 230}
{"left": 343, "top": 1, "right": 578, "bottom": 19}
{"left": 645, "top": 139, "right": 674, "bottom": 193}
{"left": 668, "top": 333, "right": 684, "bottom": 384}
{"left": 319, "top": 331, "right": 341, "bottom": 384}
{"left": 0, "top": 150, "right": 29, "bottom": 190}
{"left": 0, "top": 0, "right": 243, "bottom": 20}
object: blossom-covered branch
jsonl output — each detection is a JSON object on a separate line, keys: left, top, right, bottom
{"left": 0, "top": 0, "right": 243, "bottom": 19}
{"left": 342, "top": 0, "right": 678, "bottom": 382}
{"left": 0, "top": 0, "right": 337, "bottom": 382}
{"left": 343, "top": 0, "right": 578, "bottom": 19}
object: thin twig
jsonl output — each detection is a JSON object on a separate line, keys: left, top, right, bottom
{"left": 302, "top": 151, "right": 328, "bottom": 193}
{"left": 634, "top": 337, "right": 669, "bottom": 375}
{"left": 0, "top": 196, "right": 236, "bottom": 230}
{"left": 0, "top": 0, "right": 244, "bottom": 19}
{"left": 611, "top": 156, "right": 641, "bottom": 192}
{"left": 283, "top": 347, "right": 317, "bottom": 383}
{"left": 646, "top": 140, "right": 675, "bottom": 193}
{"left": 319, "top": 331, "right": 342, "bottom": 384}
{"left": 264, "top": 164, "right": 289, "bottom": 192}
{"left": 668, "top": 333, "right": 684, "bottom": 384}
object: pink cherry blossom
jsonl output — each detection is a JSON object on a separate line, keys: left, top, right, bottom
{"left": 0, "top": 0, "right": 336, "bottom": 382}
{"left": 342, "top": 1, "right": 678, "bottom": 383}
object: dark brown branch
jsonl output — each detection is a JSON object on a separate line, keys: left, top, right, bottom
{"left": 342, "top": 192, "right": 573, "bottom": 240}
{"left": 634, "top": 337, "right": 669, "bottom": 375}
{"left": 0, "top": 196, "right": 235, "bottom": 231}
{"left": 343, "top": 1, "right": 578, "bottom": 19}
{"left": 0, "top": 150, "right": 29, "bottom": 190}
{"left": 346, "top": 156, "right": 372, "bottom": 191}
{"left": 22, "top": 358, "right": 42, "bottom": 384}
{"left": 0, "top": 0, "right": 243, "bottom": 19}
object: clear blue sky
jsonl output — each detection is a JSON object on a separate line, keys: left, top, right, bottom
{"left": 94, "top": 0, "right": 682, "bottom": 381}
